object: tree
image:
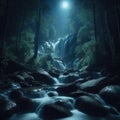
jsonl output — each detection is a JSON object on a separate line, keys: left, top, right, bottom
{"left": 0, "top": 0, "right": 9, "bottom": 58}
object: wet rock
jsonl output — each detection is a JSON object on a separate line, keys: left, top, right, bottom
{"left": 59, "top": 73, "right": 80, "bottom": 83}
{"left": 99, "top": 85, "right": 120, "bottom": 106}
{"left": 79, "top": 71, "right": 102, "bottom": 79}
{"left": 3, "top": 59, "right": 30, "bottom": 74}
{"left": 0, "top": 81, "right": 14, "bottom": 91}
{"left": 24, "top": 89, "right": 45, "bottom": 98}
{"left": 79, "top": 77, "right": 108, "bottom": 93}
{"left": 11, "top": 74, "right": 25, "bottom": 82}
{"left": 19, "top": 72, "right": 31, "bottom": 78}
{"left": 40, "top": 103, "right": 72, "bottom": 119}
{"left": 20, "top": 82, "right": 31, "bottom": 88}
{"left": 0, "top": 95, "right": 8, "bottom": 115}
{"left": 25, "top": 75, "right": 35, "bottom": 81}
{"left": 9, "top": 90, "right": 36, "bottom": 113}
{"left": 48, "top": 70, "right": 60, "bottom": 78}
{"left": 104, "top": 106, "right": 120, "bottom": 115}
{"left": 0, "top": 94, "right": 13, "bottom": 120}
{"left": 53, "top": 59, "right": 66, "bottom": 71}
{"left": 69, "top": 90, "right": 89, "bottom": 99}
{"left": 75, "top": 95, "right": 109, "bottom": 116}
{"left": 47, "top": 91, "right": 58, "bottom": 97}
{"left": 115, "top": 104, "right": 120, "bottom": 112}
{"left": 32, "top": 71, "right": 56, "bottom": 85}
{"left": 9, "top": 90, "right": 24, "bottom": 101}
{"left": 56, "top": 83, "right": 77, "bottom": 95}
{"left": 106, "top": 75, "right": 120, "bottom": 85}
{"left": 54, "top": 100, "right": 73, "bottom": 110}
{"left": 79, "top": 71, "right": 91, "bottom": 78}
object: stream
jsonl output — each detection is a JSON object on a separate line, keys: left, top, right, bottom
{"left": 0, "top": 34, "right": 120, "bottom": 120}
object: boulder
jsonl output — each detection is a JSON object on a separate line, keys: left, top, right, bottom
{"left": 59, "top": 73, "right": 80, "bottom": 83}
{"left": 24, "top": 89, "right": 45, "bottom": 98}
{"left": 48, "top": 70, "right": 60, "bottom": 78}
{"left": 32, "top": 71, "right": 56, "bottom": 85}
{"left": 47, "top": 91, "right": 58, "bottom": 97}
{"left": 79, "top": 71, "right": 102, "bottom": 79}
{"left": 75, "top": 95, "right": 109, "bottom": 116}
{"left": 99, "top": 85, "right": 120, "bottom": 106}
{"left": 56, "top": 83, "right": 77, "bottom": 95}
{"left": 2, "top": 59, "right": 30, "bottom": 74}
{"left": 54, "top": 100, "right": 73, "bottom": 110}
{"left": 79, "top": 77, "right": 108, "bottom": 93}
{"left": 11, "top": 74, "right": 25, "bottom": 82}
{"left": 8, "top": 90, "right": 36, "bottom": 113}
{"left": 40, "top": 103, "right": 72, "bottom": 119}
{"left": 0, "top": 95, "right": 8, "bottom": 114}
{"left": 69, "top": 90, "right": 90, "bottom": 99}
{"left": 79, "top": 75, "right": 120, "bottom": 94}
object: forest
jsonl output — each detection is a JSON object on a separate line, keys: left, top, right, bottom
{"left": 0, "top": 0, "right": 120, "bottom": 120}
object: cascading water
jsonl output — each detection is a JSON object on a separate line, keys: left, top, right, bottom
{"left": 7, "top": 34, "right": 120, "bottom": 120}
{"left": 52, "top": 34, "right": 77, "bottom": 68}
{"left": 38, "top": 34, "right": 77, "bottom": 71}
{"left": 8, "top": 77, "right": 120, "bottom": 120}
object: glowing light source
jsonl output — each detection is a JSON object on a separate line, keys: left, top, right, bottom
{"left": 61, "top": 1, "right": 69, "bottom": 9}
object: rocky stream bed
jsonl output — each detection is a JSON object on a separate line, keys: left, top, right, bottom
{"left": 0, "top": 60, "right": 120, "bottom": 120}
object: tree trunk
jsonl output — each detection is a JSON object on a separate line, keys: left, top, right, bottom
{"left": 28, "top": 1, "right": 41, "bottom": 64}
{"left": 16, "top": 16, "right": 25, "bottom": 54}
{"left": 104, "top": 0, "right": 120, "bottom": 66}
{"left": 0, "top": 0, "right": 9, "bottom": 58}
{"left": 33, "top": 7, "right": 41, "bottom": 58}
{"left": 114, "top": 0, "right": 120, "bottom": 44}
{"left": 92, "top": 0, "right": 97, "bottom": 43}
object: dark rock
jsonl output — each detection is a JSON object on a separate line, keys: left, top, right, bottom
{"left": 63, "top": 69, "right": 78, "bottom": 75}
{"left": 0, "top": 95, "right": 8, "bottom": 115}
{"left": 115, "top": 104, "right": 120, "bottom": 112}
{"left": 0, "top": 81, "right": 14, "bottom": 91}
{"left": 40, "top": 103, "right": 72, "bottom": 119}
{"left": 75, "top": 95, "right": 109, "bottom": 116}
{"left": 79, "top": 71, "right": 91, "bottom": 78}
{"left": 32, "top": 71, "right": 56, "bottom": 85}
{"left": 0, "top": 95, "right": 17, "bottom": 120}
{"left": 79, "top": 77, "right": 108, "bottom": 93}
{"left": 79, "top": 71, "right": 102, "bottom": 79}
{"left": 54, "top": 100, "right": 73, "bottom": 110}
{"left": 47, "top": 91, "right": 58, "bottom": 97}
{"left": 15, "top": 97, "right": 36, "bottom": 113}
{"left": 20, "top": 82, "right": 31, "bottom": 88}
{"left": 9, "top": 90, "right": 36, "bottom": 113}
{"left": 105, "top": 75, "right": 120, "bottom": 86}
{"left": 9, "top": 90, "right": 24, "bottom": 101}
{"left": 25, "top": 75, "right": 35, "bottom": 82}
{"left": 56, "top": 83, "right": 77, "bottom": 95}
{"left": 3, "top": 59, "right": 30, "bottom": 74}
{"left": 69, "top": 90, "right": 90, "bottom": 99}
{"left": 79, "top": 75, "right": 120, "bottom": 94}
{"left": 48, "top": 70, "right": 60, "bottom": 78}
{"left": 19, "top": 72, "right": 31, "bottom": 79}
{"left": 104, "top": 106, "right": 120, "bottom": 115}
{"left": 24, "top": 89, "right": 45, "bottom": 98}
{"left": 11, "top": 74, "right": 25, "bottom": 82}
{"left": 99, "top": 85, "right": 120, "bottom": 106}
{"left": 60, "top": 73, "right": 80, "bottom": 83}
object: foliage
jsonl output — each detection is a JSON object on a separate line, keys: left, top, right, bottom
{"left": 1, "top": 0, "right": 120, "bottom": 71}
{"left": 4, "top": 31, "right": 34, "bottom": 63}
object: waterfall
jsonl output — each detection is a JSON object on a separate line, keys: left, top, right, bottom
{"left": 38, "top": 34, "right": 77, "bottom": 70}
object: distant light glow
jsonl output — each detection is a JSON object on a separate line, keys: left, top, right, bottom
{"left": 61, "top": 1, "right": 69, "bottom": 9}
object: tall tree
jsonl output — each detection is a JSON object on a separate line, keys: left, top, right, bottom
{"left": 0, "top": 0, "right": 9, "bottom": 58}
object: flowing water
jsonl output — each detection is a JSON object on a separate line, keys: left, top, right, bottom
{"left": 8, "top": 34, "right": 120, "bottom": 120}
{"left": 8, "top": 80, "right": 120, "bottom": 120}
